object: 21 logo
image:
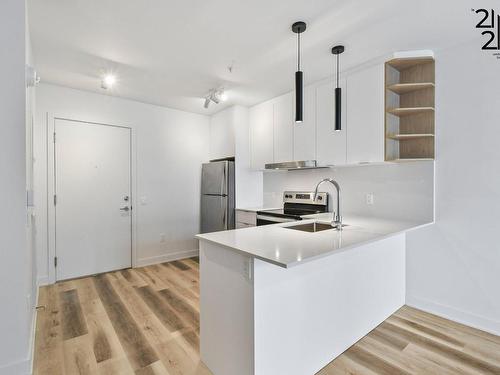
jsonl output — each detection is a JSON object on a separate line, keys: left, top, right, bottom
{"left": 473, "top": 8, "right": 500, "bottom": 50}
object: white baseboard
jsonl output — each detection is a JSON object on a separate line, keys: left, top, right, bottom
{"left": 28, "top": 286, "right": 40, "bottom": 375}
{"left": 37, "top": 276, "right": 49, "bottom": 286}
{"left": 0, "top": 358, "right": 31, "bottom": 375}
{"left": 406, "top": 294, "right": 500, "bottom": 336}
{"left": 135, "top": 249, "right": 199, "bottom": 268}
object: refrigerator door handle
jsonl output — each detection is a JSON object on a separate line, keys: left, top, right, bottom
{"left": 221, "top": 162, "right": 227, "bottom": 197}
{"left": 222, "top": 198, "right": 227, "bottom": 229}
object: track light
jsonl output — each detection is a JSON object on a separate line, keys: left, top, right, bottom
{"left": 203, "top": 88, "right": 227, "bottom": 109}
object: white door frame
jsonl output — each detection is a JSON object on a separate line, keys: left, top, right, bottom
{"left": 46, "top": 114, "right": 138, "bottom": 284}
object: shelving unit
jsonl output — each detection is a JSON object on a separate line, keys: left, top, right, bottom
{"left": 386, "top": 82, "right": 435, "bottom": 94}
{"left": 387, "top": 133, "right": 434, "bottom": 141}
{"left": 387, "top": 107, "right": 434, "bottom": 117}
{"left": 384, "top": 55, "right": 435, "bottom": 161}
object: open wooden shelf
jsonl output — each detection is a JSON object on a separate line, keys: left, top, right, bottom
{"left": 387, "top": 158, "right": 435, "bottom": 162}
{"left": 387, "top": 133, "right": 434, "bottom": 141}
{"left": 386, "top": 82, "right": 435, "bottom": 94}
{"left": 387, "top": 107, "right": 434, "bottom": 117}
{"left": 385, "top": 55, "right": 435, "bottom": 161}
{"left": 386, "top": 57, "right": 435, "bottom": 71}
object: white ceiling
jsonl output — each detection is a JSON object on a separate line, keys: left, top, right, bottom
{"left": 28, "top": 0, "right": 475, "bottom": 115}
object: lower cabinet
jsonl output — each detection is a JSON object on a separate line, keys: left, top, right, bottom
{"left": 236, "top": 222, "right": 254, "bottom": 229}
{"left": 235, "top": 209, "right": 256, "bottom": 228}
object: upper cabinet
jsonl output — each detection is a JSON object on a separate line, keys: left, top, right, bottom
{"left": 249, "top": 60, "right": 387, "bottom": 169}
{"left": 293, "top": 85, "right": 316, "bottom": 161}
{"left": 273, "top": 92, "right": 294, "bottom": 163}
{"left": 346, "top": 64, "right": 385, "bottom": 163}
{"left": 316, "top": 79, "right": 347, "bottom": 166}
{"left": 249, "top": 101, "right": 274, "bottom": 170}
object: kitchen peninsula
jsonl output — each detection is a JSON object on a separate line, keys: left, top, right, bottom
{"left": 196, "top": 214, "right": 432, "bottom": 375}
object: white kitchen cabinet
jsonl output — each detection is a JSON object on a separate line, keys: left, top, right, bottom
{"left": 346, "top": 64, "right": 385, "bottom": 163}
{"left": 235, "top": 209, "right": 256, "bottom": 227}
{"left": 249, "top": 100, "right": 273, "bottom": 170}
{"left": 293, "top": 85, "right": 316, "bottom": 161}
{"left": 316, "top": 79, "right": 347, "bottom": 166}
{"left": 273, "top": 92, "right": 294, "bottom": 163}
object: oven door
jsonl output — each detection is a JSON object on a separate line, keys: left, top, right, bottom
{"left": 256, "top": 214, "right": 298, "bottom": 226}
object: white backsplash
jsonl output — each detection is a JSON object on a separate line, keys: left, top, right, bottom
{"left": 263, "top": 161, "right": 434, "bottom": 222}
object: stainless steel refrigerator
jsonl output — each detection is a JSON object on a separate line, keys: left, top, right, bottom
{"left": 200, "top": 160, "right": 235, "bottom": 233}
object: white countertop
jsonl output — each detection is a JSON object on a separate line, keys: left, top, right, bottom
{"left": 196, "top": 214, "right": 433, "bottom": 268}
{"left": 235, "top": 206, "right": 281, "bottom": 212}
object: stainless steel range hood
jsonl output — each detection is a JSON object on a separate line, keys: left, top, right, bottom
{"left": 264, "top": 160, "right": 327, "bottom": 170}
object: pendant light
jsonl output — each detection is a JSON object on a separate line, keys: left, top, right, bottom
{"left": 331, "top": 45, "right": 345, "bottom": 131}
{"left": 292, "top": 21, "right": 306, "bottom": 123}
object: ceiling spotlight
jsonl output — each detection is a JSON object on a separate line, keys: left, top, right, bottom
{"left": 203, "top": 88, "right": 227, "bottom": 108}
{"left": 101, "top": 74, "right": 116, "bottom": 89}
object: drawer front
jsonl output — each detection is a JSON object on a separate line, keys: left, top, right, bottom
{"left": 235, "top": 210, "right": 257, "bottom": 225}
{"left": 236, "top": 222, "right": 254, "bottom": 229}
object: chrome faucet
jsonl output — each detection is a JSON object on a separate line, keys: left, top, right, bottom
{"left": 313, "top": 178, "right": 342, "bottom": 230}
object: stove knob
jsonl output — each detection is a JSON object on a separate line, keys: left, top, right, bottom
{"left": 317, "top": 196, "right": 322, "bottom": 200}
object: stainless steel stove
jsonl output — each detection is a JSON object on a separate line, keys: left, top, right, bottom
{"left": 256, "top": 191, "right": 329, "bottom": 226}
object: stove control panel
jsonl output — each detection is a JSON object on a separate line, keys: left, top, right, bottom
{"left": 283, "top": 191, "right": 328, "bottom": 206}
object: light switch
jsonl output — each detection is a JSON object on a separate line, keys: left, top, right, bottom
{"left": 365, "top": 193, "right": 374, "bottom": 205}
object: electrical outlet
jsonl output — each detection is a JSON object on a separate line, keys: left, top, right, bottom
{"left": 243, "top": 258, "right": 253, "bottom": 280}
{"left": 160, "top": 233, "right": 166, "bottom": 243}
{"left": 140, "top": 196, "right": 148, "bottom": 205}
{"left": 365, "top": 193, "right": 374, "bottom": 205}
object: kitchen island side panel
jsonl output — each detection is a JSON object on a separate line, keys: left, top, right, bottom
{"left": 199, "top": 242, "right": 255, "bottom": 375}
{"left": 253, "top": 234, "right": 406, "bottom": 375}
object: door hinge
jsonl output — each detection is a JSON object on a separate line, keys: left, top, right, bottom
{"left": 53, "top": 194, "right": 57, "bottom": 206}
{"left": 53, "top": 132, "right": 56, "bottom": 143}
{"left": 54, "top": 257, "right": 58, "bottom": 267}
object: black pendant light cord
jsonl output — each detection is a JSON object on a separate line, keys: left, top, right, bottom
{"left": 298, "top": 32, "right": 301, "bottom": 71}
{"left": 336, "top": 53, "right": 339, "bottom": 88}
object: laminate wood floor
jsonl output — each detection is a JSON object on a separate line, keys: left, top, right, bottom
{"left": 34, "top": 258, "right": 500, "bottom": 375}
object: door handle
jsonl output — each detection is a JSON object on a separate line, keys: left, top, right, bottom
{"left": 120, "top": 206, "right": 130, "bottom": 212}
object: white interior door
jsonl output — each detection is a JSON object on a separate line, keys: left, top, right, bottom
{"left": 55, "top": 119, "right": 132, "bottom": 280}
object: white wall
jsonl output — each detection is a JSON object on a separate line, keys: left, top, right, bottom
{"left": 406, "top": 39, "right": 500, "bottom": 335}
{"left": 209, "top": 106, "right": 263, "bottom": 208}
{"left": 25, "top": 7, "right": 38, "bottom": 373}
{"left": 263, "top": 162, "right": 434, "bottom": 223}
{"left": 0, "top": 1, "right": 33, "bottom": 373}
{"left": 209, "top": 108, "right": 235, "bottom": 160}
{"left": 35, "top": 83, "right": 210, "bottom": 283}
